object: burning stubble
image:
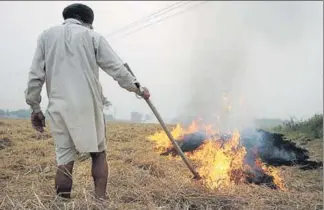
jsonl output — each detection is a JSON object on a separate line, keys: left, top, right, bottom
{"left": 148, "top": 120, "right": 322, "bottom": 191}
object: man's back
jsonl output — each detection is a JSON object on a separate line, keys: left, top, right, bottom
{"left": 42, "top": 19, "right": 102, "bottom": 110}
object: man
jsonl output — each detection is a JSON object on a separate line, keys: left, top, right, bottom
{"left": 25, "top": 3, "right": 150, "bottom": 200}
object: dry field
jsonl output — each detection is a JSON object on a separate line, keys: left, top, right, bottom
{"left": 0, "top": 119, "right": 323, "bottom": 210}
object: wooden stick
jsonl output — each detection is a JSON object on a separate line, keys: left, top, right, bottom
{"left": 125, "top": 63, "right": 201, "bottom": 179}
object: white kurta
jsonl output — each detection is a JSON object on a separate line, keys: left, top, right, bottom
{"left": 25, "top": 19, "right": 139, "bottom": 164}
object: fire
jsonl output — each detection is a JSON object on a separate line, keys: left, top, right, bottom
{"left": 148, "top": 121, "right": 287, "bottom": 191}
{"left": 148, "top": 121, "right": 200, "bottom": 153}
{"left": 255, "top": 159, "right": 287, "bottom": 191}
{"left": 187, "top": 132, "right": 248, "bottom": 189}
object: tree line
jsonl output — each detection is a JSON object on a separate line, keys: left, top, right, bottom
{"left": 0, "top": 109, "right": 31, "bottom": 119}
{"left": 0, "top": 108, "right": 153, "bottom": 123}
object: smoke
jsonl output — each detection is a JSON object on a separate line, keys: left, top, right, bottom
{"left": 240, "top": 129, "right": 308, "bottom": 165}
{"left": 176, "top": 2, "right": 322, "bottom": 130}
{"left": 177, "top": 3, "right": 256, "bottom": 131}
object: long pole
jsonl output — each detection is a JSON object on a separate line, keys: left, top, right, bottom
{"left": 125, "top": 63, "right": 201, "bottom": 179}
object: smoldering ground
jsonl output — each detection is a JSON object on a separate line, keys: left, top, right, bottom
{"left": 159, "top": 128, "right": 322, "bottom": 188}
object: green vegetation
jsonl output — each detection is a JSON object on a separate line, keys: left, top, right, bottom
{"left": 272, "top": 114, "right": 323, "bottom": 139}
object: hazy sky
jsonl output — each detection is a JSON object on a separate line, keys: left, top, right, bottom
{"left": 0, "top": 1, "right": 322, "bottom": 122}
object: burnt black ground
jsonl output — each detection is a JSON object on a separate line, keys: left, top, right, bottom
{"left": 160, "top": 130, "right": 323, "bottom": 170}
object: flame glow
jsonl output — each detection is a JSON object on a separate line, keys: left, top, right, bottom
{"left": 148, "top": 121, "right": 287, "bottom": 191}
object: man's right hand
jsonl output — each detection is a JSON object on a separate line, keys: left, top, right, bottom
{"left": 31, "top": 110, "right": 46, "bottom": 133}
{"left": 136, "top": 86, "right": 150, "bottom": 100}
{"left": 141, "top": 87, "right": 150, "bottom": 100}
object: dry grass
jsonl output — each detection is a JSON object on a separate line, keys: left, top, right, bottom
{"left": 0, "top": 119, "right": 322, "bottom": 210}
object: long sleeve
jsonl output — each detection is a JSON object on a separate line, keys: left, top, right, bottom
{"left": 25, "top": 33, "right": 46, "bottom": 112}
{"left": 95, "top": 35, "right": 139, "bottom": 93}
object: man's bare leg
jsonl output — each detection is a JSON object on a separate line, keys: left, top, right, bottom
{"left": 90, "top": 151, "right": 108, "bottom": 199}
{"left": 55, "top": 161, "right": 74, "bottom": 198}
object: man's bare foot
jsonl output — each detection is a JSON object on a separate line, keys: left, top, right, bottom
{"left": 95, "top": 195, "right": 108, "bottom": 201}
{"left": 93, "top": 195, "right": 109, "bottom": 209}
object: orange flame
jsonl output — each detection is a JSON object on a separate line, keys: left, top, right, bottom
{"left": 255, "top": 158, "right": 287, "bottom": 191}
{"left": 148, "top": 121, "right": 287, "bottom": 191}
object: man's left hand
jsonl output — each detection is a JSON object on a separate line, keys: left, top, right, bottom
{"left": 31, "top": 110, "right": 46, "bottom": 133}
